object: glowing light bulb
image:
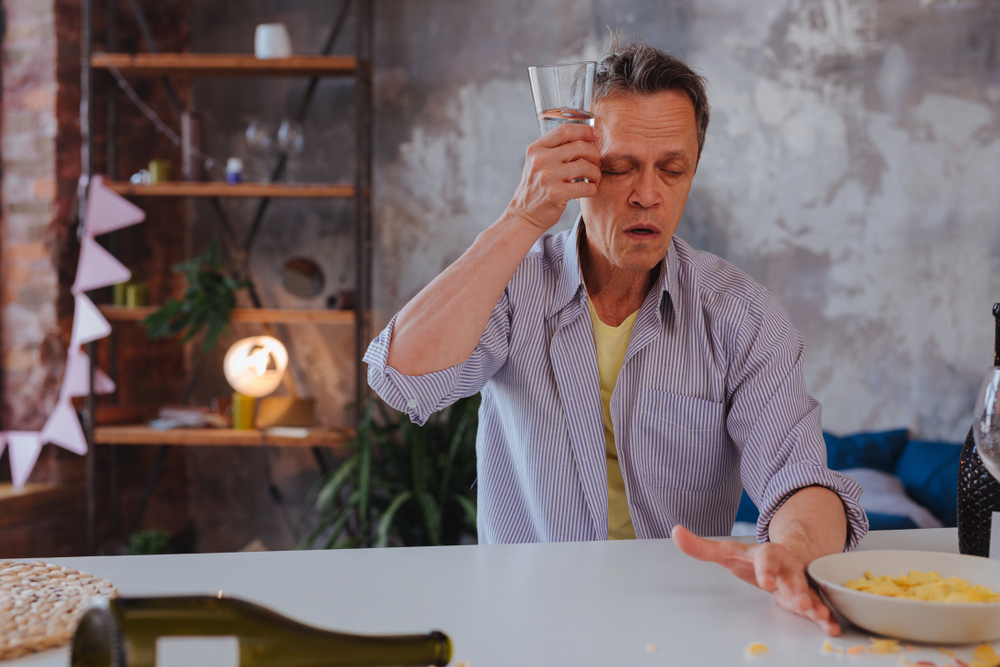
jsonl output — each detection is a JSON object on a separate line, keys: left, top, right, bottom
{"left": 223, "top": 336, "right": 289, "bottom": 398}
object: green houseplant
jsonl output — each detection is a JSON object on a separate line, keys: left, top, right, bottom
{"left": 141, "top": 237, "right": 248, "bottom": 353}
{"left": 299, "top": 394, "right": 479, "bottom": 549}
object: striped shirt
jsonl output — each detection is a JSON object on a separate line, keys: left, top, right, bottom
{"left": 365, "top": 218, "right": 868, "bottom": 547}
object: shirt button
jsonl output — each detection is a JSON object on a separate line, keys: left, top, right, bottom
{"left": 406, "top": 398, "right": 418, "bottom": 409}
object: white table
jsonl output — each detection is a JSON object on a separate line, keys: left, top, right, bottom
{"left": 4, "top": 528, "right": 988, "bottom": 667}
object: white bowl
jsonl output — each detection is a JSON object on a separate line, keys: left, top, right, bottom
{"left": 807, "top": 550, "right": 1000, "bottom": 644}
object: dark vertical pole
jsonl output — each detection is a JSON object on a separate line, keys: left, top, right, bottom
{"left": 105, "top": 0, "right": 120, "bottom": 547}
{"left": 81, "top": 0, "right": 97, "bottom": 556}
{"left": 354, "top": 0, "right": 374, "bottom": 411}
{"left": 126, "top": 0, "right": 181, "bottom": 118}
{"left": 0, "top": 6, "right": 7, "bottom": 436}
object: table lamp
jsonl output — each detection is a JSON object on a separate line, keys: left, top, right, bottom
{"left": 223, "top": 336, "right": 289, "bottom": 429}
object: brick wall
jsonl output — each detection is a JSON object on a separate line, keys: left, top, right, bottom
{"left": 1, "top": 0, "right": 65, "bottom": 434}
{"left": 0, "top": 0, "right": 193, "bottom": 557}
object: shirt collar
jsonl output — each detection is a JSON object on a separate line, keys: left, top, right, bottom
{"left": 549, "top": 214, "right": 680, "bottom": 323}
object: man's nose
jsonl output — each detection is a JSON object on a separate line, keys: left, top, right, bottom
{"left": 628, "top": 168, "right": 660, "bottom": 208}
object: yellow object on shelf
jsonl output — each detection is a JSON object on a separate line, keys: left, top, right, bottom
{"left": 147, "top": 159, "right": 172, "bottom": 183}
{"left": 255, "top": 397, "right": 316, "bottom": 428}
{"left": 113, "top": 282, "right": 128, "bottom": 306}
{"left": 231, "top": 392, "right": 256, "bottom": 430}
{"left": 125, "top": 283, "right": 149, "bottom": 307}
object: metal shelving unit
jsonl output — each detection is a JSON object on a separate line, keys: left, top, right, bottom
{"left": 102, "top": 182, "right": 356, "bottom": 198}
{"left": 80, "top": 0, "right": 374, "bottom": 554}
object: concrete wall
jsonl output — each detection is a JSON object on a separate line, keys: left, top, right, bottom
{"left": 365, "top": 0, "right": 1000, "bottom": 443}
{"left": 125, "top": 0, "right": 998, "bottom": 551}
{"left": 186, "top": 0, "right": 1000, "bottom": 441}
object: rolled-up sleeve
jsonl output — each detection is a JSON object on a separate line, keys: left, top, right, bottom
{"left": 365, "top": 291, "right": 513, "bottom": 425}
{"left": 725, "top": 293, "right": 868, "bottom": 550}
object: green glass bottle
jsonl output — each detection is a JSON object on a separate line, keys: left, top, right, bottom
{"left": 71, "top": 596, "right": 452, "bottom": 667}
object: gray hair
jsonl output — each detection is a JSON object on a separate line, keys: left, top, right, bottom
{"left": 595, "top": 35, "right": 710, "bottom": 156}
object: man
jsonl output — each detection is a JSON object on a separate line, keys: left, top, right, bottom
{"left": 365, "top": 38, "right": 867, "bottom": 635}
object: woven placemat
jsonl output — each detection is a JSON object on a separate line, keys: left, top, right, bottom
{"left": 0, "top": 561, "right": 118, "bottom": 661}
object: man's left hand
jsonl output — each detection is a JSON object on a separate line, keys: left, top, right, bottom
{"left": 671, "top": 524, "right": 841, "bottom": 636}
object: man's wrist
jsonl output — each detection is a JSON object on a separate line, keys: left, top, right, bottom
{"left": 768, "top": 485, "right": 849, "bottom": 561}
{"left": 490, "top": 208, "right": 552, "bottom": 246}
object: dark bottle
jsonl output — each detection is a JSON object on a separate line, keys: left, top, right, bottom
{"left": 957, "top": 302, "right": 1000, "bottom": 557}
{"left": 71, "top": 596, "right": 452, "bottom": 667}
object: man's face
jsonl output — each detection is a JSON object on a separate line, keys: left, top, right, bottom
{"left": 579, "top": 89, "right": 700, "bottom": 276}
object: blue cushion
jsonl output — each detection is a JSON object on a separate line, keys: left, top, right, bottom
{"left": 736, "top": 491, "right": 921, "bottom": 530}
{"left": 866, "top": 512, "right": 919, "bottom": 531}
{"left": 893, "top": 440, "right": 962, "bottom": 528}
{"left": 736, "top": 489, "right": 759, "bottom": 524}
{"left": 736, "top": 429, "right": 938, "bottom": 529}
{"left": 823, "top": 429, "right": 909, "bottom": 473}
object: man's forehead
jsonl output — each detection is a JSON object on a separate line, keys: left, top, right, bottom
{"left": 595, "top": 90, "right": 698, "bottom": 152}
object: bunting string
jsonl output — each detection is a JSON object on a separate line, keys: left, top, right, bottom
{"left": 2, "top": 176, "right": 145, "bottom": 487}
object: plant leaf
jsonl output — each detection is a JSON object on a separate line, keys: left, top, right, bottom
{"left": 298, "top": 495, "right": 353, "bottom": 549}
{"left": 140, "top": 236, "right": 248, "bottom": 353}
{"left": 376, "top": 491, "right": 413, "bottom": 548}
{"left": 415, "top": 491, "right": 442, "bottom": 546}
{"left": 357, "top": 403, "right": 373, "bottom": 543}
{"left": 439, "top": 398, "right": 476, "bottom": 508}
{"left": 315, "top": 455, "right": 358, "bottom": 513}
{"left": 320, "top": 502, "right": 357, "bottom": 549}
{"left": 454, "top": 494, "right": 478, "bottom": 529}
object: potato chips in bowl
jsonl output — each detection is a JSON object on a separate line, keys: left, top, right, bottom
{"left": 807, "top": 550, "right": 1000, "bottom": 644}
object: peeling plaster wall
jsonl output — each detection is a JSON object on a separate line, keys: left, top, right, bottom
{"left": 182, "top": 0, "right": 1000, "bottom": 551}
{"left": 682, "top": 0, "right": 1000, "bottom": 440}
{"left": 173, "top": 0, "right": 1000, "bottom": 551}
{"left": 371, "top": 0, "right": 1000, "bottom": 442}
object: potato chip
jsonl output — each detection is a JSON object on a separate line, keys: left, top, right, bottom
{"left": 745, "top": 642, "right": 770, "bottom": 656}
{"left": 868, "top": 637, "right": 902, "bottom": 654}
{"left": 972, "top": 644, "right": 1000, "bottom": 667}
{"left": 844, "top": 569, "right": 1000, "bottom": 603}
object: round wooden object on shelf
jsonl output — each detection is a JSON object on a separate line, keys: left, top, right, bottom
{"left": 0, "top": 561, "right": 118, "bottom": 660}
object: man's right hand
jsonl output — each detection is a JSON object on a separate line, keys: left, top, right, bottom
{"left": 507, "top": 123, "right": 601, "bottom": 233}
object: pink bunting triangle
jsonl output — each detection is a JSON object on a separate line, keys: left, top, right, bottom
{"left": 72, "top": 236, "right": 131, "bottom": 294}
{"left": 40, "top": 400, "right": 88, "bottom": 456}
{"left": 61, "top": 347, "right": 116, "bottom": 398}
{"left": 7, "top": 431, "right": 43, "bottom": 488}
{"left": 71, "top": 294, "right": 112, "bottom": 347}
{"left": 84, "top": 175, "right": 146, "bottom": 237}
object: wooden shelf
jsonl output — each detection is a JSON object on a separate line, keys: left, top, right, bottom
{"left": 0, "top": 483, "right": 81, "bottom": 528}
{"left": 94, "top": 425, "right": 353, "bottom": 448}
{"left": 104, "top": 182, "right": 355, "bottom": 199}
{"left": 99, "top": 305, "right": 355, "bottom": 325}
{"left": 92, "top": 53, "right": 357, "bottom": 77}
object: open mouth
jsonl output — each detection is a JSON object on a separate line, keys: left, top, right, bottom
{"left": 625, "top": 226, "right": 658, "bottom": 238}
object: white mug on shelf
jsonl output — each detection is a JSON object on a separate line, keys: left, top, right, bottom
{"left": 254, "top": 23, "right": 292, "bottom": 59}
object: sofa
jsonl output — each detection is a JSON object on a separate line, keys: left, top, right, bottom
{"left": 733, "top": 429, "right": 963, "bottom": 533}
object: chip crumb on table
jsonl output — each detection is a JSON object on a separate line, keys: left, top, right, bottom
{"left": 744, "top": 642, "right": 770, "bottom": 656}
{"left": 646, "top": 643, "right": 657, "bottom": 653}
{"left": 813, "top": 638, "right": 1000, "bottom": 667}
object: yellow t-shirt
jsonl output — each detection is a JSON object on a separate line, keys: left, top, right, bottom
{"left": 588, "top": 298, "right": 638, "bottom": 540}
